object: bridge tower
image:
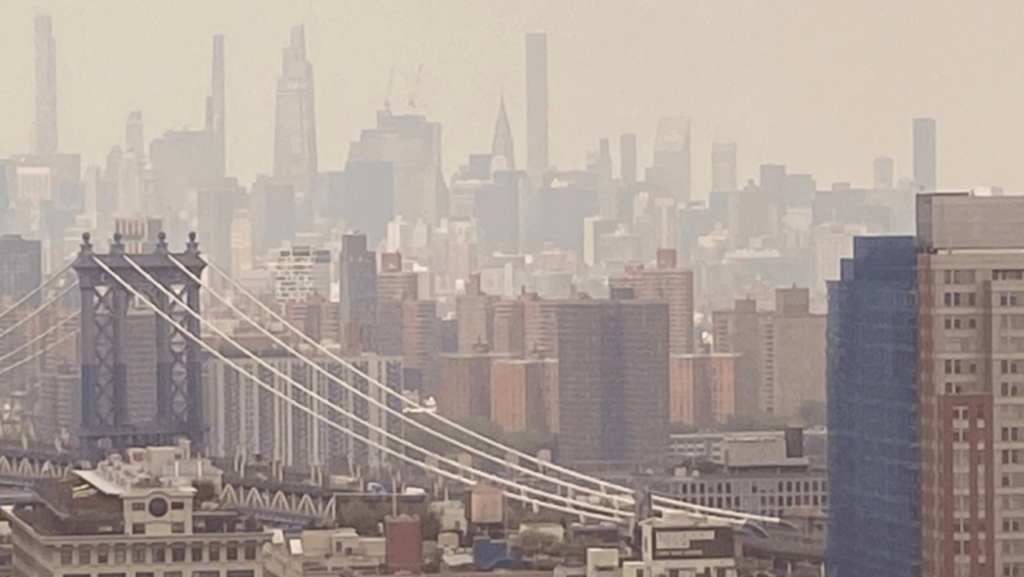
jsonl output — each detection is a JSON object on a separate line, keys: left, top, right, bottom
{"left": 72, "top": 231, "right": 206, "bottom": 458}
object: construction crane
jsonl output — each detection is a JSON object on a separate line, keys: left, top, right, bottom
{"left": 408, "top": 63, "right": 424, "bottom": 111}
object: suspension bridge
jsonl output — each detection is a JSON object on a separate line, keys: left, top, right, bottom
{"left": 0, "top": 231, "right": 787, "bottom": 534}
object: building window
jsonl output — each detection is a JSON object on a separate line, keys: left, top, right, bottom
{"left": 194, "top": 572, "right": 219, "bottom": 577}
{"left": 172, "top": 522, "right": 185, "bottom": 534}
{"left": 60, "top": 546, "right": 73, "bottom": 565}
{"left": 171, "top": 501, "right": 185, "bottom": 510}
{"left": 114, "top": 545, "right": 126, "bottom": 564}
{"left": 164, "top": 573, "right": 183, "bottom": 577}
{"left": 132, "top": 523, "right": 146, "bottom": 535}
{"left": 226, "top": 572, "right": 256, "bottom": 577}
{"left": 226, "top": 544, "right": 238, "bottom": 561}
{"left": 244, "top": 542, "right": 257, "bottom": 560}
{"left": 152, "top": 545, "right": 165, "bottom": 563}
{"left": 132, "top": 546, "right": 146, "bottom": 563}
{"left": 132, "top": 502, "right": 145, "bottom": 511}
{"left": 192, "top": 545, "right": 203, "bottom": 562}
{"left": 209, "top": 544, "right": 220, "bottom": 562}
{"left": 171, "top": 545, "right": 185, "bottom": 562}
{"left": 79, "top": 546, "right": 91, "bottom": 564}
{"left": 136, "top": 573, "right": 154, "bottom": 577}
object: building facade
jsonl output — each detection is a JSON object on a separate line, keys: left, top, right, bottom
{"left": 555, "top": 299, "right": 669, "bottom": 465}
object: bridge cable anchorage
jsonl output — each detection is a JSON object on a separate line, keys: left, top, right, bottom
{"left": 98, "top": 256, "right": 626, "bottom": 523}
{"left": 0, "top": 283, "right": 79, "bottom": 344}
{"left": 0, "top": 311, "right": 79, "bottom": 367}
{"left": 169, "top": 257, "right": 640, "bottom": 514}
{"left": 0, "top": 262, "right": 74, "bottom": 324}
{"left": 0, "top": 330, "right": 78, "bottom": 381}
{"left": 198, "top": 260, "right": 780, "bottom": 525}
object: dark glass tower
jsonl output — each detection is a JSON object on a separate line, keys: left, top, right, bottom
{"left": 827, "top": 235, "right": 919, "bottom": 577}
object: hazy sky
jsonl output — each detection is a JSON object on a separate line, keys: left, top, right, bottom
{"left": 1, "top": 0, "right": 1023, "bottom": 197}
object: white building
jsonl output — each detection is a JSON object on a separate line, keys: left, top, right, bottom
{"left": 2, "top": 443, "right": 271, "bottom": 577}
{"left": 271, "top": 245, "right": 331, "bottom": 304}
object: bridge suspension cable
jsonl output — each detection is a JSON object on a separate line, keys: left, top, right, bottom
{"left": 0, "top": 330, "right": 78, "bottom": 381}
{"left": 0, "top": 311, "right": 79, "bottom": 367}
{"left": 0, "top": 262, "right": 74, "bottom": 323}
{"left": 0, "top": 283, "right": 78, "bottom": 344}
{"left": 96, "top": 256, "right": 629, "bottom": 523}
{"left": 198, "top": 260, "right": 779, "bottom": 526}
{"left": 171, "top": 257, "right": 641, "bottom": 511}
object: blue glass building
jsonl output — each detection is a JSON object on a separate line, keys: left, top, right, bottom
{"left": 827, "top": 236, "right": 919, "bottom": 577}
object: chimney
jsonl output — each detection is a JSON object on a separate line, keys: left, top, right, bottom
{"left": 381, "top": 252, "right": 403, "bottom": 273}
{"left": 656, "top": 248, "right": 677, "bottom": 270}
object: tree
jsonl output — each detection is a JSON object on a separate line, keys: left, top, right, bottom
{"left": 516, "top": 530, "right": 560, "bottom": 556}
{"left": 798, "top": 400, "right": 826, "bottom": 427}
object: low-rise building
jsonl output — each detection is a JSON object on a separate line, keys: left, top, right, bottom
{"left": 3, "top": 444, "right": 272, "bottom": 577}
{"left": 633, "top": 512, "right": 739, "bottom": 577}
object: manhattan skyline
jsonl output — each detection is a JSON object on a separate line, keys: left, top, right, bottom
{"left": 1, "top": 0, "right": 1024, "bottom": 195}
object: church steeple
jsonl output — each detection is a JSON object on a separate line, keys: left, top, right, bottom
{"left": 491, "top": 95, "right": 515, "bottom": 171}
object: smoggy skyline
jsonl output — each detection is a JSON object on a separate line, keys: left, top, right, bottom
{"left": 2, "top": 0, "right": 1024, "bottom": 196}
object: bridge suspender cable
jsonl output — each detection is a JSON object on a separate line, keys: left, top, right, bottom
{"left": 99, "top": 256, "right": 628, "bottom": 523}
{"left": 0, "top": 262, "right": 73, "bottom": 324}
{"left": 168, "top": 257, "right": 641, "bottom": 512}
{"left": 0, "top": 311, "right": 79, "bottom": 366}
{"left": 197, "top": 260, "right": 780, "bottom": 525}
{"left": 0, "top": 330, "right": 78, "bottom": 381}
{"left": 198, "top": 261, "right": 628, "bottom": 496}
{"left": 0, "top": 283, "right": 78, "bottom": 344}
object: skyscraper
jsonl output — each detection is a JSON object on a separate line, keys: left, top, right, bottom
{"left": 273, "top": 25, "right": 318, "bottom": 196}
{"left": 827, "top": 235, "right": 920, "bottom": 577}
{"left": 913, "top": 117, "right": 936, "bottom": 191}
{"left": 339, "top": 233, "right": 377, "bottom": 353}
{"left": 830, "top": 192, "right": 1024, "bottom": 577}
{"left": 555, "top": 298, "right": 669, "bottom": 464}
{"left": 348, "top": 111, "right": 444, "bottom": 225}
{"left": 34, "top": 15, "right": 57, "bottom": 155}
{"left": 125, "top": 111, "right": 144, "bottom": 157}
{"left": 207, "top": 34, "right": 226, "bottom": 178}
{"left": 0, "top": 235, "right": 42, "bottom": 305}
{"left": 874, "top": 156, "right": 894, "bottom": 190}
{"left": 525, "top": 33, "right": 549, "bottom": 185}
{"left": 491, "top": 96, "right": 515, "bottom": 171}
{"left": 195, "top": 177, "right": 242, "bottom": 276}
{"left": 609, "top": 248, "right": 695, "bottom": 355}
{"left": 711, "top": 142, "right": 737, "bottom": 192}
{"left": 652, "top": 117, "right": 692, "bottom": 202}
{"left": 620, "top": 133, "right": 637, "bottom": 185}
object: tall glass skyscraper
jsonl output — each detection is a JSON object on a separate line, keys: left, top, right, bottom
{"left": 827, "top": 235, "right": 919, "bottom": 577}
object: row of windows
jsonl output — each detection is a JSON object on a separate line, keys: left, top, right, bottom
{"left": 945, "top": 292, "right": 978, "bottom": 307}
{"left": 61, "top": 542, "right": 257, "bottom": 566}
{"left": 944, "top": 270, "right": 978, "bottom": 285}
{"left": 946, "top": 316, "right": 978, "bottom": 330}
{"left": 953, "top": 407, "right": 985, "bottom": 420}
{"left": 61, "top": 572, "right": 254, "bottom": 577}
{"left": 677, "top": 494, "right": 827, "bottom": 510}
{"left": 677, "top": 479, "right": 825, "bottom": 495}
{"left": 1002, "top": 293, "right": 1024, "bottom": 307}
{"left": 130, "top": 502, "right": 185, "bottom": 513}
{"left": 946, "top": 360, "right": 978, "bottom": 375}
